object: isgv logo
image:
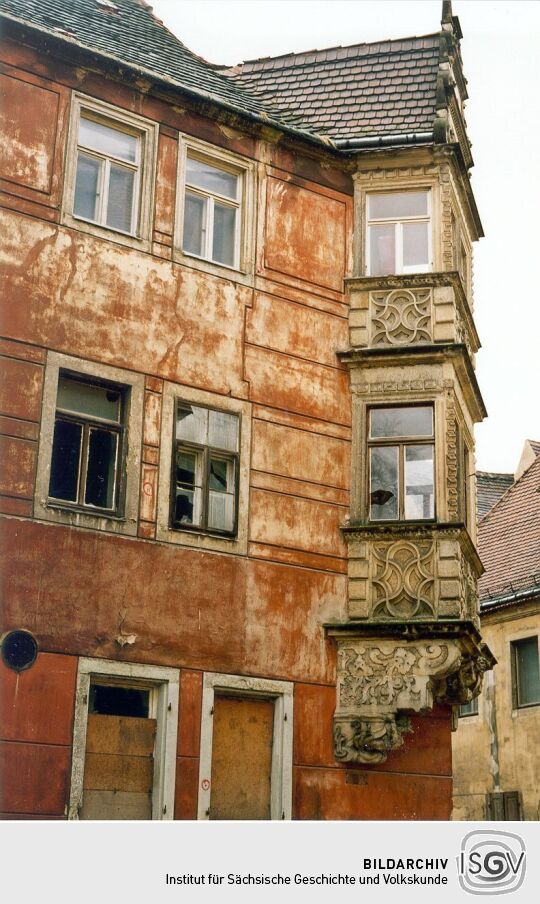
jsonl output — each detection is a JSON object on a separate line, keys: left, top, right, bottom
{"left": 457, "top": 830, "right": 526, "bottom": 895}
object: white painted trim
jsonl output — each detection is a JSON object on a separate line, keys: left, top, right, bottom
{"left": 197, "top": 672, "right": 293, "bottom": 821}
{"left": 68, "top": 657, "right": 179, "bottom": 821}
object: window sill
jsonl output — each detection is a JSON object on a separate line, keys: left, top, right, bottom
{"left": 60, "top": 210, "right": 151, "bottom": 253}
{"left": 172, "top": 246, "right": 254, "bottom": 287}
{"left": 171, "top": 524, "right": 237, "bottom": 541}
{"left": 46, "top": 501, "right": 126, "bottom": 522}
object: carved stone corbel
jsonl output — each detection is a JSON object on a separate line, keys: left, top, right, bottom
{"left": 330, "top": 635, "right": 493, "bottom": 764}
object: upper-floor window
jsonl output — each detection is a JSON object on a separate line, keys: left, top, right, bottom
{"left": 367, "top": 190, "right": 432, "bottom": 276}
{"left": 172, "top": 402, "right": 240, "bottom": 535}
{"left": 182, "top": 154, "right": 242, "bottom": 268}
{"left": 511, "top": 637, "right": 540, "bottom": 709}
{"left": 368, "top": 405, "right": 435, "bottom": 521}
{"left": 459, "top": 697, "right": 479, "bottom": 718}
{"left": 73, "top": 114, "right": 141, "bottom": 234}
{"left": 63, "top": 94, "right": 157, "bottom": 247}
{"left": 49, "top": 374, "right": 125, "bottom": 514}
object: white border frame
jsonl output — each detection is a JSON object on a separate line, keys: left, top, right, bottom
{"left": 68, "top": 657, "right": 179, "bottom": 821}
{"left": 197, "top": 672, "right": 294, "bottom": 821}
{"left": 366, "top": 189, "right": 433, "bottom": 276}
{"left": 62, "top": 92, "right": 158, "bottom": 251}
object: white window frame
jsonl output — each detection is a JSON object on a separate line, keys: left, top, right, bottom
{"left": 62, "top": 93, "right": 158, "bottom": 250}
{"left": 35, "top": 352, "right": 144, "bottom": 537}
{"left": 68, "top": 657, "right": 179, "bottom": 821}
{"left": 175, "top": 135, "right": 256, "bottom": 278}
{"left": 197, "top": 672, "right": 293, "bottom": 821}
{"left": 183, "top": 154, "right": 242, "bottom": 268}
{"left": 157, "top": 381, "right": 252, "bottom": 555}
{"left": 366, "top": 189, "right": 432, "bottom": 276}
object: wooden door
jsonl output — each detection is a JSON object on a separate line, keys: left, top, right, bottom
{"left": 209, "top": 694, "right": 274, "bottom": 820}
{"left": 80, "top": 713, "right": 156, "bottom": 820}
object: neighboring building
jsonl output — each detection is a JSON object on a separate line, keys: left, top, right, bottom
{"left": 0, "top": 0, "right": 492, "bottom": 821}
{"left": 453, "top": 443, "right": 540, "bottom": 820}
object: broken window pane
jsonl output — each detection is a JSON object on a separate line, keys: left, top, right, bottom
{"left": 49, "top": 419, "right": 82, "bottom": 502}
{"left": 89, "top": 683, "right": 150, "bottom": 717}
{"left": 405, "top": 444, "right": 434, "bottom": 519}
{"left": 208, "top": 455, "right": 236, "bottom": 532}
{"left": 370, "top": 445, "right": 398, "bottom": 520}
{"left": 174, "top": 449, "right": 202, "bottom": 525}
{"left": 106, "top": 164, "right": 134, "bottom": 232}
{"left": 176, "top": 405, "right": 208, "bottom": 445}
{"left": 74, "top": 153, "right": 101, "bottom": 221}
{"left": 57, "top": 376, "right": 121, "bottom": 422}
{"left": 85, "top": 428, "right": 118, "bottom": 509}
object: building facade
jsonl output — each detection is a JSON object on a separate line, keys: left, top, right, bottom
{"left": 0, "top": 0, "right": 491, "bottom": 820}
{"left": 453, "top": 444, "right": 540, "bottom": 821}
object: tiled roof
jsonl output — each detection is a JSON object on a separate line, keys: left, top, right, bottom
{"left": 0, "top": 0, "right": 305, "bottom": 133}
{"left": 479, "top": 453, "right": 540, "bottom": 604}
{"left": 221, "top": 36, "right": 441, "bottom": 141}
{"left": 0, "top": 0, "right": 443, "bottom": 145}
{"left": 476, "top": 472, "right": 514, "bottom": 520}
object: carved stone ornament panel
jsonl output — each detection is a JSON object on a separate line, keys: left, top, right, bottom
{"left": 372, "top": 540, "right": 435, "bottom": 618}
{"left": 370, "top": 288, "right": 433, "bottom": 346}
{"left": 333, "top": 638, "right": 490, "bottom": 764}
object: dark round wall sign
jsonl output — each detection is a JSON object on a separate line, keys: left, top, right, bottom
{"left": 1, "top": 630, "right": 38, "bottom": 672}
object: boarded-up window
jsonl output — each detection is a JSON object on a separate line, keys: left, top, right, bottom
{"left": 209, "top": 694, "right": 274, "bottom": 820}
{"left": 486, "top": 791, "right": 523, "bottom": 821}
{"left": 80, "top": 682, "right": 156, "bottom": 820}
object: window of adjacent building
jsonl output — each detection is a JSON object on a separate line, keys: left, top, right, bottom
{"left": 367, "top": 190, "right": 432, "bottom": 276}
{"left": 172, "top": 402, "right": 240, "bottom": 535}
{"left": 48, "top": 374, "right": 125, "bottom": 514}
{"left": 511, "top": 636, "right": 540, "bottom": 709}
{"left": 73, "top": 113, "right": 143, "bottom": 234}
{"left": 368, "top": 405, "right": 435, "bottom": 521}
{"left": 182, "top": 154, "right": 242, "bottom": 268}
{"left": 459, "top": 697, "right": 479, "bottom": 717}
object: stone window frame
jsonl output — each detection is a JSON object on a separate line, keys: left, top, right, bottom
{"left": 35, "top": 351, "right": 144, "bottom": 537}
{"left": 353, "top": 170, "right": 441, "bottom": 278}
{"left": 68, "top": 657, "right": 179, "bottom": 821}
{"left": 197, "top": 672, "right": 294, "bottom": 821}
{"left": 61, "top": 92, "right": 158, "bottom": 252}
{"left": 510, "top": 635, "right": 540, "bottom": 711}
{"left": 173, "top": 134, "right": 257, "bottom": 285}
{"left": 156, "top": 381, "right": 251, "bottom": 555}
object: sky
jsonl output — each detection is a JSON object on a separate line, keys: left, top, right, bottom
{"left": 151, "top": 0, "right": 540, "bottom": 474}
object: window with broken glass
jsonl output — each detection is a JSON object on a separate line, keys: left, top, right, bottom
{"left": 172, "top": 403, "right": 240, "bottom": 535}
{"left": 182, "top": 154, "right": 242, "bottom": 268}
{"left": 48, "top": 374, "right": 124, "bottom": 514}
{"left": 366, "top": 190, "right": 432, "bottom": 276}
{"left": 73, "top": 113, "right": 142, "bottom": 234}
{"left": 368, "top": 405, "right": 435, "bottom": 521}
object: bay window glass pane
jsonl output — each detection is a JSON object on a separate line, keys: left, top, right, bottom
{"left": 405, "top": 445, "right": 434, "bottom": 519}
{"left": 176, "top": 405, "right": 208, "bottom": 445}
{"left": 403, "top": 221, "right": 429, "bottom": 267}
{"left": 369, "top": 223, "right": 395, "bottom": 276}
{"left": 57, "top": 377, "right": 121, "bottom": 423}
{"left": 106, "top": 164, "right": 134, "bottom": 233}
{"left": 370, "top": 406, "right": 433, "bottom": 439}
{"left": 369, "top": 191, "right": 428, "bottom": 219}
{"left": 79, "top": 117, "right": 137, "bottom": 162}
{"left": 212, "top": 202, "right": 236, "bottom": 266}
{"left": 370, "top": 445, "right": 398, "bottom": 520}
{"left": 85, "top": 428, "right": 117, "bottom": 509}
{"left": 183, "top": 191, "right": 207, "bottom": 256}
{"left": 516, "top": 638, "right": 540, "bottom": 706}
{"left": 208, "top": 410, "right": 239, "bottom": 452}
{"left": 186, "top": 157, "right": 238, "bottom": 199}
{"left": 174, "top": 450, "right": 202, "bottom": 525}
{"left": 49, "top": 419, "right": 82, "bottom": 502}
{"left": 74, "top": 153, "right": 101, "bottom": 220}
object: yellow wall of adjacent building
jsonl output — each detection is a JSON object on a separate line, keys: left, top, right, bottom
{"left": 452, "top": 602, "right": 540, "bottom": 820}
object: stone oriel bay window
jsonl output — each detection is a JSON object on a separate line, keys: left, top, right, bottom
{"left": 62, "top": 93, "right": 158, "bottom": 249}
{"left": 368, "top": 405, "right": 435, "bottom": 522}
{"left": 366, "top": 190, "right": 432, "bottom": 276}
{"left": 157, "top": 382, "right": 251, "bottom": 555}
{"left": 35, "top": 352, "right": 144, "bottom": 536}
{"left": 175, "top": 136, "right": 256, "bottom": 279}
